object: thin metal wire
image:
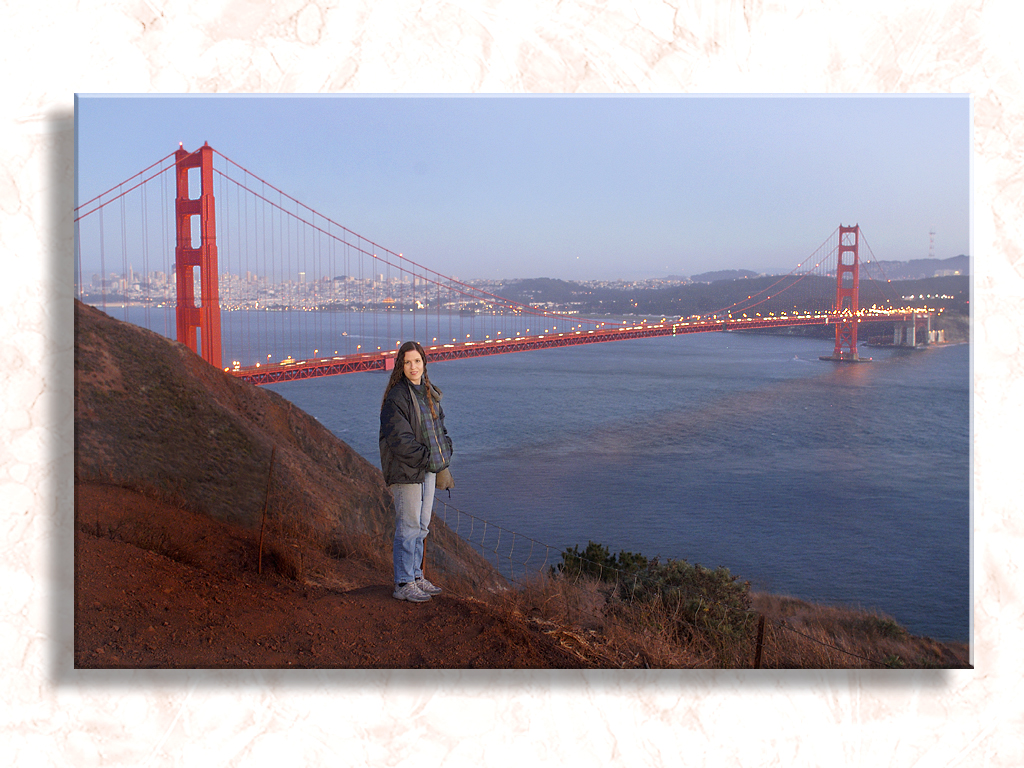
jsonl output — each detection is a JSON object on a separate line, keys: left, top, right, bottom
{"left": 773, "top": 620, "right": 890, "bottom": 667}
{"left": 432, "top": 493, "right": 896, "bottom": 668}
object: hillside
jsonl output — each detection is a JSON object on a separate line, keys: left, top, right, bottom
{"left": 73, "top": 300, "right": 588, "bottom": 668}
{"left": 491, "top": 273, "right": 970, "bottom": 318}
{"left": 865, "top": 254, "right": 969, "bottom": 280}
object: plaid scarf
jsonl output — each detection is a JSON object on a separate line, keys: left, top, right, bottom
{"left": 408, "top": 382, "right": 451, "bottom": 472}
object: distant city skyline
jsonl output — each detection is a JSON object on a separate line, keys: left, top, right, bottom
{"left": 78, "top": 265, "right": 700, "bottom": 310}
{"left": 75, "top": 94, "right": 971, "bottom": 282}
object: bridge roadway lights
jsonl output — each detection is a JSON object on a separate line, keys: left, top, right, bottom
{"left": 226, "top": 313, "right": 929, "bottom": 385}
{"left": 228, "top": 314, "right": 903, "bottom": 384}
{"left": 227, "top": 313, "right": 922, "bottom": 384}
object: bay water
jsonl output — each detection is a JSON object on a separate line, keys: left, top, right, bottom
{"left": 116, "top": 307, "right": 971, "bottom": 641}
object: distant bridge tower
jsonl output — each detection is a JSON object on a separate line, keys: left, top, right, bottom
{"left": 821, "top": 224, "right": 869, "bottom": 362}
{"left": 174, "top": 143, "right": 222, "bottom": 369}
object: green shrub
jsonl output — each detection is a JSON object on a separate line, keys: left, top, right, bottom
{"left": 556, "top": 542, "right": 754, "bottom": 641}
{"left": 626, "top": 558, "right": 754, "bottom": 640}
{"left": 556, "top": 541, "right": 647, "bottom": 582}
{"left": 868, "top": 616, "right": 907, "bottom": 639}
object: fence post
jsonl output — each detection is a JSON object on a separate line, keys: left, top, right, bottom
{"left": 753, "top": 614, "right": 766, "bottom": 669}
{"left": 258, "top": 446, "right": 276, "bottom": 575}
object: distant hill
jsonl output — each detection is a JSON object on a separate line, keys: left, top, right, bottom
{"left": 494, "top": 273, "right": 969, "bottom": 319}
{"left": 494, "top": 277, "right": 582, "bottom": 304}
{"left": 860, "top": 255, "right": 969, "bottom": 281}
{"left": 689, "top": 269, "right": 759, "bottom": 284}
{"left": 487, "top": 256, "right": 970, "bottom": 319}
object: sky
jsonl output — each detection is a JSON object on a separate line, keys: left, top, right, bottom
{"left": 75, "top": 94, "right": 970, "bottom": 282}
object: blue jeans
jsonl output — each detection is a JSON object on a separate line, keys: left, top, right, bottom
{"left": 391, "top": 472, "right": 436, "bottom": 585}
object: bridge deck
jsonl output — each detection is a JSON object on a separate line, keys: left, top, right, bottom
{"left": 228, "top": 310, "right": 917, "bottom": 385}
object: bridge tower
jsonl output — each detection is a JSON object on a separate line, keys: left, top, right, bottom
{"left": 174, "top": 143, "right": 222, "bottom": 369}
{"left": 823, "top": 224, "right": 869, "bottom": 362}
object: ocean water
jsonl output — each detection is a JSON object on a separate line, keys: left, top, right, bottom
{"left": 115, "top": 307, "right": 971, "bottom": 641}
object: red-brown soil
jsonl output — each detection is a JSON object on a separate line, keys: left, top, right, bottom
{"left": 74, "top": 299, "right": 591, "bottom": 668}
{"left": 74, "top": 483, "right": 589, "bottom": 669}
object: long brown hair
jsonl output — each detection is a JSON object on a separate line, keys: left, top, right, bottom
{"left": 381, "top": 340, "right": 438, "bottom": 418}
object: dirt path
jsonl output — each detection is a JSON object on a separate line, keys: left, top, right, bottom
{"left": 74, "top": 484, "right": 588, "bottom": 669}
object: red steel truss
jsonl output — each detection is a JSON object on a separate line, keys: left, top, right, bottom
{"left": 228, "top": 310, "right": 915, "bottom": 385}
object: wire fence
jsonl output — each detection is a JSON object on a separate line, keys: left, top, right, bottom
{"left": 433, "top": 496, "right": 561, "bottom": 584}
{"left": 432, "top": 493, "right": 902, "bottom": 669}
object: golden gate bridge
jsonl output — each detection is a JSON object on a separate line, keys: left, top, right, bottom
{"left": 74, "top": 144, "right": 928, "bottom": 384}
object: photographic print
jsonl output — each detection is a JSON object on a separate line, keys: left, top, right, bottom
{"left": 74, "top": 94, "right": 970, "bottom": 669}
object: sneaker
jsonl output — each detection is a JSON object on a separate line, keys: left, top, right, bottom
{"left": 415, "top": 577, "right": 442, "bottom": 595}
{"left": 393, "top": 582, "right": 431, "bottom": 602}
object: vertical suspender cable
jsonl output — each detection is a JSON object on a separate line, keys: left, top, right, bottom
{"left": 99, "top": 205, "right": 107, "bottom": 315}
{"left": 120, "top": 193, "right": 128, "bottom": 321}
{"left": 142, "top": 182, "right": 151, "bottom": 332}
{"left": 161, "top": 162, "right": 170, "bottom": 338}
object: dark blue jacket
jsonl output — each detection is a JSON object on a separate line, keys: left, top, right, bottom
{"left": 379, "top": 381, "right": 452, "bottom": 486}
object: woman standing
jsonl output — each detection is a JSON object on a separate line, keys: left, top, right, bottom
{"left": 379, "top": 341, "right": 453, "bottom": 603}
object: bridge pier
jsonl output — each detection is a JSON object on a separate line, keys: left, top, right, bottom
{"left": 819, "top": 348, "right": 872, "bottom": 362}
{"left": 893, "top": 313, "right": 932, "bottom": 347}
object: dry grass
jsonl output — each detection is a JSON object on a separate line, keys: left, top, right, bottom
{"left": 82, "top": 476, "right": 971, "bottom": 670}
{"left": 435, "top": 567, "right": 971, "bottom": 669}
{"left": 445, "top": 570, "right": 722, "bottom": 668}
{"left": 751, "top": 593, "right": 971, "bottom": 669}
{"left": 83, "top": 455, "right": 970, "bottom": 669}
